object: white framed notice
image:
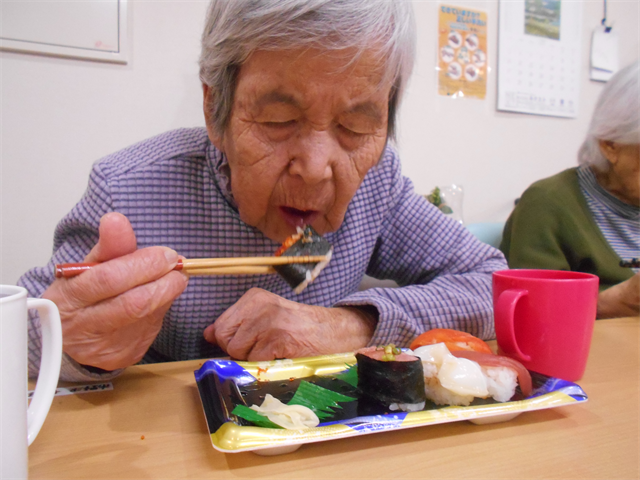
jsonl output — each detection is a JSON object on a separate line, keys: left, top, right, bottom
{"left": 0, "top": 0, "right": 129, "bottom": 64}
{"left": 497, "top": 0, "right": 582, "bottom": 118}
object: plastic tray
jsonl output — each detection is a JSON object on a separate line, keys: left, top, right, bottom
{"left": 194, "top": 353, "right": 587, "bottom": 455}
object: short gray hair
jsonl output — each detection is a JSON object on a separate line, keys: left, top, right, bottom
{"left": 578, "top": 59, "right": 640, "bottom": 168}
{"left": 199, "top": 0, "right": 416, "bottom": 140}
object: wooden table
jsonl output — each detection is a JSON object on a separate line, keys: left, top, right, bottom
{"left": 29, "top": 318, "right": 639, "bottom": 479}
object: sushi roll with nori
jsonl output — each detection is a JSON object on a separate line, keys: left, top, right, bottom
{"left": 273, "top": 226, "right": 333, "bottom": 294}
{"left": 356, "top": 345, "right": 426, "bottom": 413}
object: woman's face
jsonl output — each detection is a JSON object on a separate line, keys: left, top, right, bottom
{"left": 598, "top": 141, "right": 640, "bottom": 206}
{"left": 204, "top": 48, "right": 392, "bottom": 242}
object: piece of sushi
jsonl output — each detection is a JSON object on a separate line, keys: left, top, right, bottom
{"left": 410, "top": 328, "right": 493, "bottom": 354}
{"left": 273, "top": 226, "right": 333, "bottom": 294}
{"left": 356, "top": 345, "right": 426, "bottom": 413}
{"left": 451, "top": 349, "right": 533, "bottom": 401}
{"left": 412, "top": 342, "right": 532, "bottom": 406}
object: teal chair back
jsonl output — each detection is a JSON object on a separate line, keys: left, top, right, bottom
{"left": 466, "top": 222, "right": 505, "bottom": 248}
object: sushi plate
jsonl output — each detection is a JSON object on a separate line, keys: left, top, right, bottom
{"left": 194, "top": 353, "right": 587, "bottom": 455}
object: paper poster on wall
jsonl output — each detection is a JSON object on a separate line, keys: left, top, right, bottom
{"left": 497, "top": 0, "right": 582, "bottom": 117}
{"left": 437, "top": 4, "right": 488, "bottom": 99}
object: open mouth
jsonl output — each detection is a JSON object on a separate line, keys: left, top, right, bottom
{"left": 279, "top": 206, "right": 320, "bottom": 228}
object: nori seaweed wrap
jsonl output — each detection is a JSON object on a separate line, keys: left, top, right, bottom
{"left": 356, "top": 347, "right": 426, "bottom": 412}
{"left": 273, "top": 226, "right": 333, "bottom": 294}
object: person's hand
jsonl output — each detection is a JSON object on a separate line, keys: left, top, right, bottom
{"left": 42, "top": 213, "right": 189, "bottom": 370}
{"left": 597, "top": 272, "right": 640, "bottom": 319}
{"left": 203, "top": 288, "right": 377, "bottom": 360}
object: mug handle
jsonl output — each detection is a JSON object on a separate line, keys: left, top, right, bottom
{"left": 494, "top": 289, "right": 532, "bottom": 362}
{"left": 26, "top": 299, "right": 62, "bottom": 446}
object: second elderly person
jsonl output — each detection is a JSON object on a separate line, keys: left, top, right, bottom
{"left": 20, "top": 0, "right": 506, "bottom": 381}
{"left": 501, "top": 60, "right": 639, "bottom": 319}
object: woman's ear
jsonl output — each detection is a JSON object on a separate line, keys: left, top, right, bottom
{"left": 598, "top": 139, "right": 620, "bottom": 165}
{"left": 202, "top": 83, "right": 224, "bottom": 150}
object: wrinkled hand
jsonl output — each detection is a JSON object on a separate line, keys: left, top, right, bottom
{"left": 42, "top": 213, "right": 189, "bottom": 370}
{"left": 203, "top": 288, "right": 377, "bottom": 360}
{"left": 597, "top": 272, "right": 640, "bottom": 319}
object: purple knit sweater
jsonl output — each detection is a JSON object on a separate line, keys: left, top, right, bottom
{"left": 19, "top": 128, "right": 506, "bottom": 381}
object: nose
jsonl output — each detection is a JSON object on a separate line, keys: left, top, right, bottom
{"left": 288, "top": 129, "right": 335, "bottom": 184}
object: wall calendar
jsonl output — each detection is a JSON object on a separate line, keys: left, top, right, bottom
{"left": 497, "top": 0, "right": 583, "bottom": 118}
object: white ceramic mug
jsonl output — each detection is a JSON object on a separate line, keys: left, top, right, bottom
{"left": 1, "top": 285, "right": 62, "bottom": 479}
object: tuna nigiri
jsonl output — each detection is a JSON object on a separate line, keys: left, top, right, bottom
{"left": 410, "top": 328, "right": 493, "bottom": 354}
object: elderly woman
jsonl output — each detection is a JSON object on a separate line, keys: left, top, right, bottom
{"left": 20, "top": 0, "right": 505, "bottom": 382}
{"left": 501, "top": 60, "right": 639, "bottom": 319}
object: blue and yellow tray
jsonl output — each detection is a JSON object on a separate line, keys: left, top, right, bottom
{"left": 194, "top": 353, "right": 587, "bottom": 455}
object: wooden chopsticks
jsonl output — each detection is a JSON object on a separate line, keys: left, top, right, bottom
{"left": 55, "top": 255, "right": 329, "bottom": 278}
{"left": 183, "top": 265, "right": 277, "bottom": 275}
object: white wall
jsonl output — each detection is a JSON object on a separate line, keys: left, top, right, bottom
{"left": 1, "top": 1, "right": 639, "bottom": 285}
{"left": 398, "top": 0, "right": 639, "bottom": 223}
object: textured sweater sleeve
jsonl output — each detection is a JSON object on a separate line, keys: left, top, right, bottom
{"left": 18, "top": 162, "right": 124, "bottom": 381}
{"left": 334, "top": 159, "right": 507, "bottom": 344}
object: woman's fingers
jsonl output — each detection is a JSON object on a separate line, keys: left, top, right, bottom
{"left": 41, "top": 211, "right": 189, "bottom": 371}
{"left": 204, "top": 288, "right": 375, "bottom": 361}
{"left": 205, "top": 289, "right": 285, "bottom": 356}
{"left": 57, "top": 247, "right": 181, "bottom": 308}
{"left": 85, "top": 212, "right": 137, "bottom": 262}
{"left": 52, "top": 270, "right": 188, "bottom": 369}
{"left": 63, "top": 270, "right": 189, "bottom": 332}
{"left": 42, "top": 213, "right": 188, "bottom": 370}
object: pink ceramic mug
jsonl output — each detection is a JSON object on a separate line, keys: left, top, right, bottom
{"left": 493, "top": 269, "right": 599, "bottom": 381}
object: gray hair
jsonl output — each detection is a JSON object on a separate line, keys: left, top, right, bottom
{"left": 578, "top": 59, "right": 640, "bottom": 168}
{"left": 199, "top": 0, "right": 416, "bottom": 141}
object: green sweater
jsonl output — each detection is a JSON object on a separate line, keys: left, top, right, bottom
{"left": 500, "top": 168, "right": 633, "bottom": 291}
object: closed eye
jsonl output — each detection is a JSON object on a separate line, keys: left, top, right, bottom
{"left": 263, "top": 120, "right": 297, "bottom": 128}
{"left": 337, "top": 123, "right": 371, "bottom": 137}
